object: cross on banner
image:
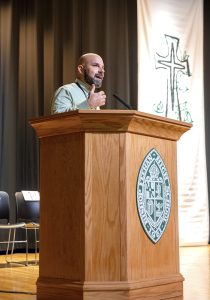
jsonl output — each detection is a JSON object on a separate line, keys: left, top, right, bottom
{"left": 155, "top": 35, "right": 191, "bottom": 120}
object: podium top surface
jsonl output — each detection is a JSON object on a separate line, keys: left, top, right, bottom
{"left": 29, "top": 110, "right": 192, "bottom": 141}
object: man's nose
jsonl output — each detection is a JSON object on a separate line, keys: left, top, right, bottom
{"left": 99, "top": 68, "right": 105, "bottom": 74}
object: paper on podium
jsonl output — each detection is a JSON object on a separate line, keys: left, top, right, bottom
{"left": 22, "top": 191, "right": 40, "bottom": 201}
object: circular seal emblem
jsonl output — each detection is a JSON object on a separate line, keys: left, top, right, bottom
{"left": 136, "top": 148, "right": 171, "bottom": 243}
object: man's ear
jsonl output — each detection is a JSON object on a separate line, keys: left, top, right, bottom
{"left": 77, "top": 64, "right": 84, "bottom": 75}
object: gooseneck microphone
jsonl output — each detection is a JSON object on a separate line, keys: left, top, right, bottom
{"left": 113, "top": 94, "right": 133, "bottom": 110}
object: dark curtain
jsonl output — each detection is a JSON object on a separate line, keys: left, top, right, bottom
{"left": 204, "top": 0, "right": 210, "bottom": 244}
{"left": 0, "top": 0, "right": 138, "bottom": 233}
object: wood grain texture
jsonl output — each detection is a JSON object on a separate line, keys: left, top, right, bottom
{"left": 29, "top": 110, "right": 191, "bottom": 141}
{"left": 125, "top": 134, "right": 179, "bottom": 280}
{"left": 30, "top": 111, "right": 191, "bottom": 299}
{"left": 0, "top": 246, "right": 209, "bottom": 299}
{"left": 84, "top": 133, "right": 121, "bottom": 281}
{"left": 0, "top": 253, "right": 38, "bottom": 300}
{"left": 37, "top": 275, "right": 183, "bottom": 300}
{"left": 39, "top": 133, "right": 85, "bottom": 280}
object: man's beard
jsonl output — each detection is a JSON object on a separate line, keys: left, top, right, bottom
{"left": 84, "top": 69, "right": 102, "bottom": 88}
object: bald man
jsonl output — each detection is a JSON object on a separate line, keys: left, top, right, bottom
{"left": 51, "top": 53, "right": 106, "bottom": 114}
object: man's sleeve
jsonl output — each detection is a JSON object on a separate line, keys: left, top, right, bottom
{"left": 51, "top": 86, "right": 90, "bottom": 113}
{"left": 51, "top": 87, "right": 76, "bottom": 114}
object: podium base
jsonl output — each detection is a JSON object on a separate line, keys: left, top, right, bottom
{"left": 37, "top": 274, "right": 184, "bottom": 300}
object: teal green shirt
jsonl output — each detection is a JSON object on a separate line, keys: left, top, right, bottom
{"left": 51, "top": 79, "right": 99, "bottom": 114}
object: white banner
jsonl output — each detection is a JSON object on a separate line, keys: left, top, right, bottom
{"left": 137, "top": 0, "right": 209, "bottom": 245}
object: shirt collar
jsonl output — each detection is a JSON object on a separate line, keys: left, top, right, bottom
{"left": 75, "top": 78, "right": 91, "bottom": 93}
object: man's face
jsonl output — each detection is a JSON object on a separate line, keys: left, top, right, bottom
{"left": 82, "top": 55, "right": 105, "bottom": 88}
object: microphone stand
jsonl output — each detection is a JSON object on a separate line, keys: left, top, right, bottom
{"left": 113, "top": 94, "right": 133, "bottom": 110}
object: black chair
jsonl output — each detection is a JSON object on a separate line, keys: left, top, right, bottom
{"left": 0, "top": 191, "right": 26, "bottom": 264}
{"left": 15, "top": 191, "right": 40, "bottom": 265}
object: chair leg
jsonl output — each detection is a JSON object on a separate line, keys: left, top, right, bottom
{"left": 10, "top": 228, "right": 16, "bottom": 262}
{"left": 5, "top": 228, "right": 12, "bottom": 263}
{"left": 25, "top": 228, "right": 29, "bottom": 266}
{"left": 34, "top": 228, "right": 37, "bottom": 264}
{"left": 5, "top": 227, "right": 30, "bottom": 266}
{"left": 5, "top": 228, "right": 17, "bottom": 263}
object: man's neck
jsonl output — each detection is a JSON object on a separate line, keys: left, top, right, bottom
{"left": 75, "top": 78, "right": 91, "bottom": 91}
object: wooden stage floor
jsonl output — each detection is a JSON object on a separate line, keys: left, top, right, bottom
{"left": 0, "top": 246, "right": 209, "bottom": 299}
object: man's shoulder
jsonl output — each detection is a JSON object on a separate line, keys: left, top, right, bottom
{"left": 56, "top": 82, "right": 77, "bottom": 92}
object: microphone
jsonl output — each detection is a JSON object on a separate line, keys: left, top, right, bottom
{"left": 113, "top": 94, "right": 133, "bottom": 110}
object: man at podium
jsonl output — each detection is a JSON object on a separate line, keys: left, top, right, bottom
{"left": 51, "top": 53, "right": 106, "bottom": 114}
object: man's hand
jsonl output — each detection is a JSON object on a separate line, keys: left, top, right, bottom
{"left": 87, "top": 84, "right": 106, "bottom": 108}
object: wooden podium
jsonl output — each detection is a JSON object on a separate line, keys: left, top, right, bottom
{"left": 30, "top": 110, "right": 191, "bottom": 300}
